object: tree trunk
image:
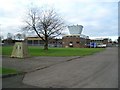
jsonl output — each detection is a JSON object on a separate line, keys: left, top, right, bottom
{"left": 44, "top": 35, "right": 48, "bottom": 50}
{"left": 44, "top": 41, "right": 48, "bottom": 50}
{"left": 44, "top": 30, "right": 49, "bottom": 50}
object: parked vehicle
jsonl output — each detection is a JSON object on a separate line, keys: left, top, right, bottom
{"left": 97, "top": 44, "right": 106, "bottom": 48}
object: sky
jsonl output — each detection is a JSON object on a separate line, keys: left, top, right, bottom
{"left": 0, "top": 0, "right": 119, "bottom": 41}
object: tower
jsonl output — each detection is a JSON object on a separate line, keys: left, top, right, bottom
{"left": 68, "top": 25, "right": 83, "bottom": 35}
{"left": 62, "top": 25, "right": 90, "bottom": 48}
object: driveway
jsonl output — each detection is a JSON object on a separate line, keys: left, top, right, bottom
{"left": 23, "top": 47, "right": 118, "bottom": 88}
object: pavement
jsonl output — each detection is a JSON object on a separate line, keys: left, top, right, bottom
{"left": 2, "top": 47, "right": 118, "bottom": 88}
{"left": 2, "top": 75, "right": 38, "bottom": 88}
{"left": 23, "top": 47, "right": 118, "bottom": 88}
{"left": 2, "top": 55, "right": 80, "bottom": 88}
{"left": 2, "top": 56, "right": 80, "bottom": 72}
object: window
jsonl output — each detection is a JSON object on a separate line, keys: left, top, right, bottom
{"left": 76, "top": 42, "right": 79, "bottom": 44}
{"left": 59, "top": 42, "right": 62, "bottom": 44}
{"left": 28, "top": 40, "right": 32, "bottom": 44}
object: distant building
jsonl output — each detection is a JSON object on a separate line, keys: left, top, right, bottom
{"left": 25, "top": 37, "right": 62, "bottom": 47}
{"left": 62, "top": 35, "right": 90, "bottom": 48}
{"left": 62, "top": 25, "right": 90, "bottom": 48}
{"left": 25, "top": 36, "right": 90, "bottom": 48}
{"left": 90, "top": 38, "right": 109, "bottom": 46}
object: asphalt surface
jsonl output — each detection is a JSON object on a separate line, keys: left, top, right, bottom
{"left": 2, "top": 56, "right": 80, "bottom": 72}
{"left": 2, "top": 75, "right": 38, "bottom": 88}
{"left": 23, "top": 47, "right": 118, "bottom": 88}
{"left": 2, "top": 55, "right": 80, "bottom": 88}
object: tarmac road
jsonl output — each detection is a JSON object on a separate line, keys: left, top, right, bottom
{"left": 23, "top": 47, "right": 118, "bottom": 88}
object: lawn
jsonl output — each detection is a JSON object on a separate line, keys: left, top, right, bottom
{"left": 0, "top": 46, "right": 2, "bottom": 55}
{"left": 2, "top": 46, "right": 13, "bottom": 56}
{"left": 2, "top": 46, "right": 105, "bottom": 57}
{"left": 0, "top": 67, "right": 18, "bottom": 75}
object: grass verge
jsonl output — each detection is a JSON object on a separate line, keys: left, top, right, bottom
{"left": 2, "top": 46, "right": 105, "bottom": 57}
{"left": 0, "top": 67, "right": 18, "bottom": 75}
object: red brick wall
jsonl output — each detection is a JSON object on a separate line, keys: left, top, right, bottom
{"left": 62, "top": 36, "right": 88, "bottom": 48}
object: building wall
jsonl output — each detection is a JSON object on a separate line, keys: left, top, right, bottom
{"left": 26, "top": 36, "right": 88, "bottom": 48}
{"left": 25, "top": 37, "right": 62, "bottom": 47}
{"left": 90, "top": 38, "right": 109, "bottom": 45}
{"left": 103, "top": 39, "right": 109, "bottom": 44}
{"left": 62, "top": 35, "right": 90, "bottom": 48}
{"left": 49, "top": 39, "right": 62, "bottom": 47}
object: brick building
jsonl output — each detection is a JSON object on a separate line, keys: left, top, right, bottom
{"left": 62, "top": 35, "right": 90, "bottom": 48}
{"left": 24, "top": 36, "right": 110, "bottom": 48}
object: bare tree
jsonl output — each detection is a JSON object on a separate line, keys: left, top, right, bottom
{"left": 6, "top": 33, "right": 13, "bottom": 45}
{"left": 7, "top": 33, "right": 13, "bottom": 39}
{"left": 22, "top": 33, "right": 26, "bottom": 40}
{"left": 16, "top": 33, "right": 22, "bottom": 40}
{"left": 23, "top": 8, "right": 65, "bottom": 50}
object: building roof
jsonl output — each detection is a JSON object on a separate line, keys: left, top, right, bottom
{"left": 26, "top": 36, "right": 62, "bottom": 40}
{"left": 26, "top": 37, "right": 43, "bottom": 40}
{"left": 91, "top": 38, "right": 108, "bottom": 40}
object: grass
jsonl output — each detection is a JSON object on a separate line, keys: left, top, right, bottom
{"left": 0, "top": 46, "right": 2, "bottom": 55}
{"left": 0, "top": 67, "right": 18, "bottom": 75}
{"left": 2, "top": 46, "right": 13, "bottom": 56}
{"left": 2, "top": 46, "right": 105, "bottom": 57}
{"left": 29, "top": 47, "right": 105, "bottom": 56}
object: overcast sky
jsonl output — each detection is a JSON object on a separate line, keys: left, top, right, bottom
{"left": 0, "top": 0, "right": 119, "bottom": 40}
